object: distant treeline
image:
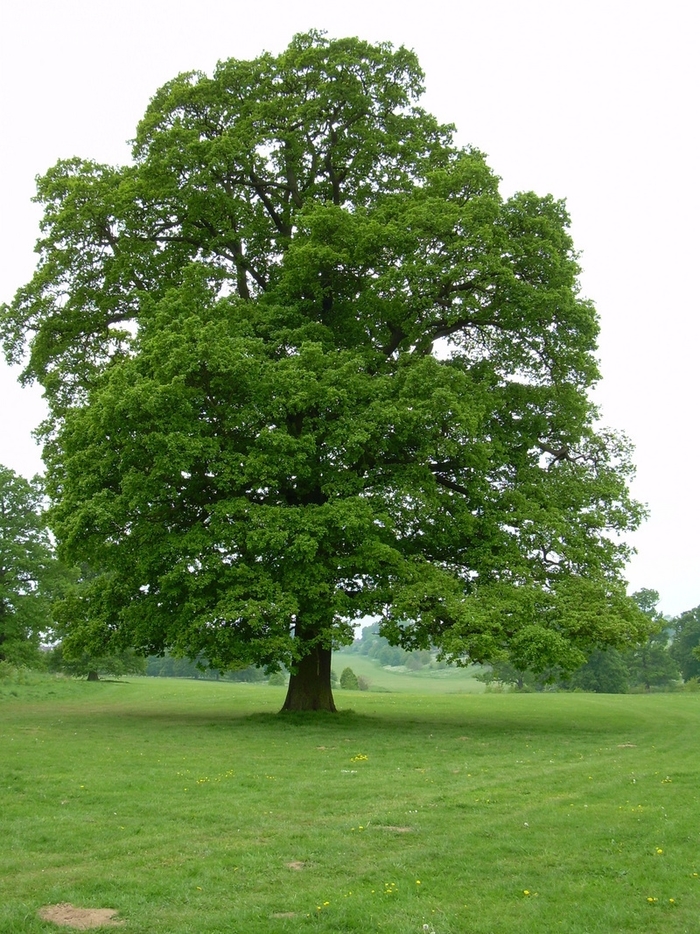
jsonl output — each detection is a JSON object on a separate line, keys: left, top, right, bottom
{"left": 337, "top": 625, "right": 446, "bottom": 671}
{"left": 478, "top": 604, "right": 700, "bottom": 694}
{"left": 145, "top": 653, "right": 270, "bottom": 682}
{"left": 22, "top": 599, "right": 700, "bottom": 695}
{"left": 340, "top": 603, "right": 700, "bottom": 694}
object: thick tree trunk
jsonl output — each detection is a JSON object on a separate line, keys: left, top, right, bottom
{"left": 281, "top": 644, "right": 336, "bottom": 712}
{"left": 87, "top": 670, "right": 99, "bottom": 681}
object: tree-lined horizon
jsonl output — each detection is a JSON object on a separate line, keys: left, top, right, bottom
{"left": 1, "top": 32, "right": 650, "bottom": 710}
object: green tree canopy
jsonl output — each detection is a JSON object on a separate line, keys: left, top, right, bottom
{"left": 568, "top": 648, "right": 630, "bottom": 694}
{"left": 1, "top": 32, "right": 649, "bottom": 710}
{"left": 625, "top": 589, "right": 679, "bottom": 690}
{"left": 47, "top": 642, "right": 147, "bottom": 681}
{"left": 339, "top": 667, "right": 359, "bottom": 690}
{"left": 670, "top": 606, "right": 700, "bottom": 682}
{"left": 0, "top": 466, "right": 58, "bottom": 665}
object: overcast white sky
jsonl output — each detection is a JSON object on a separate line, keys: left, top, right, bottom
{"left": 1, "top": 0, "right": 697, "bottom": 615}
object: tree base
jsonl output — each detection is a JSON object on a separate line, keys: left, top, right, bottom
{"left": 280, "top": 645, "right": 336, "bottom": 712}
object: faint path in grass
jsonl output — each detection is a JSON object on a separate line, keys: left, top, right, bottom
{"left": 1, "top": 677, "right": 699, "bottom": 934}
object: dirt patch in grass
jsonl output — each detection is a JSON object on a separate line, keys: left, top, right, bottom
{"left": 286, "top": 860, "right": 306, "bottom": 870}
{"left": 38, "top": 904, "right": 124, "bottom": 929}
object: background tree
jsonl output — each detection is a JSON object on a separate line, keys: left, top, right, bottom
{"left": 474, "top": 660, "right": 540, "bottom": 691}
{"left": 340, "top": 667, "right": 359, "bottom": 690}
{"left": 341, "top": 622, "right": 436, "bottom": 669}
{"left": 625, "top": 589, "right": 679, "bottom": 690}
{"left": 144, "top": 650, "right": 265, "bottom": 681}
{"left": 0, "top": 465, "right": 59, "bottom": 666}
{"left": 670, "top": 606, "right": 700, "bottom": 682}
{"left": 47, "top": 642, "right": 146, "bottom": 680}
{"left": 1, "top": 33, "right": 650, "bottom": 711}
{"left": 568, "top": 648, "right": 630, "bottom": 694}
{"left": 626, "top": 635, "right": 679, "bottom": 690}
{"left": 477, "top": 589, "right": 680, "bottom": 693}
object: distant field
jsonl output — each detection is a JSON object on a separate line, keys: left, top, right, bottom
{"left": 1, "top": 674, "right": 699, "bottom": 934}
{"left": 333, "top": 652, "right": 486, "bottom": 693}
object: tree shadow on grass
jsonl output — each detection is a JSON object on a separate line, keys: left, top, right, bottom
{"left": 244, "top": 708, "right": 370, "bottom": 729}
{"left": 241, "top": 706, "right": 630, "bottom": 740}
{"left": 88, "top": 678, "right": 132, "bottom": 683}
{"left": 87, "top": 693, "right": 650, "bottom": 742}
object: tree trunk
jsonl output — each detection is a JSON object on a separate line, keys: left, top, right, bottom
{"left": 87, "top": 670, "right": 99, "bottom": 681}
{"left": 281, "top": 644, "right": 336, "bottom": 712}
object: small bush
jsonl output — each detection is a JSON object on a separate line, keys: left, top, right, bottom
{"left": 0, "top": 661, "right": 15, "bottom": 682}
{"left": 340, "top": 667, "right": 359, "bottom": 690}
{"left": 0, "top": 663, "right": 33, "bottom": 685}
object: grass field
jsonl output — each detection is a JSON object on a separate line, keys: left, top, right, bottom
{"left": 1, "top": 672, "right": 698, "bottom": 934}
{"left": 333, "top": 653, "right": 486, "bottom": 693}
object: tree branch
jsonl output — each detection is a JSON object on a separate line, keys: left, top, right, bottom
{"left": 432, "top": 473, "right": 471, "bottom": 497}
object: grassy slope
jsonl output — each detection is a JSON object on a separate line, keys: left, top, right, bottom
{"left": 333, "top": 652, "right": 486, "bottom": 693}
{"left": 1, "top": 676, "right": 698, "bottom": 934}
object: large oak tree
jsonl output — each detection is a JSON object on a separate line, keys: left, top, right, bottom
{"left": 1, "top": 32, "right": 649, "bottom": 710}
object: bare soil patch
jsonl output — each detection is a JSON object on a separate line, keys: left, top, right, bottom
{"left": 285, "top": 860, "right": 306, "bottom": 870}
{"left": 38, "top": 904, "right": 124, "bottom": 930}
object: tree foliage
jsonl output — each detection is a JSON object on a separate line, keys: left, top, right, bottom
{"left": 339, "top": 667, "right": 359, "bottom": 690}
{"left": 342, "top": 622, "right": 435, "bottom": 669}
{"left": 47, "top": 642, "right": 147, "bottom": 680}
{"left": 144, "top": 651, "right": 265, "bottom": 681}
{"left": 0, "top": 466, "right": 59, "bottom": 666}
{"left": 568, "top": 648, "right": 630, "bottom": 694}
{"left": 670, "top": 606, "right": 700, "bottom": 682}
{"left": 625, "top": 589, "right": 678, "bottom": 690}
{"left": 477, "top": 590, "right": 680, "bottom": 693}
{"left": 1, "top": 33, "right": 649, "bottom": 710}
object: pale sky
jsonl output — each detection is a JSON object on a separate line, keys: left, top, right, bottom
{"left": 1, "top": 0, "right": 697, "bottom": 615}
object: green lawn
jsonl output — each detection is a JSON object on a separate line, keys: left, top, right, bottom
{"left": 1, "top": 674, "right": 698, "bottom": 933}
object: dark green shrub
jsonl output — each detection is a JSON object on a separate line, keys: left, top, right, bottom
{"left": 340, "top": 667, "right": 359, "bottom": 690}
